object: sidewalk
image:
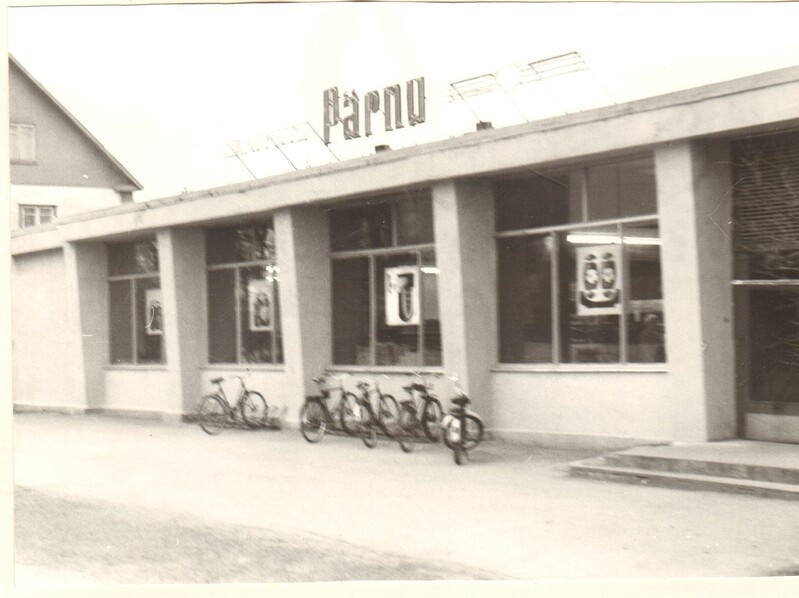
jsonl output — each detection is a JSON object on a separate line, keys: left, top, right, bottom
{"left": 12, "top": 412, "right": 799, "bottom": 582}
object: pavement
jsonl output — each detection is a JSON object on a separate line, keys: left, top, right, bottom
{"left": 11, "top": 412, "right": 799, "bottom": 588}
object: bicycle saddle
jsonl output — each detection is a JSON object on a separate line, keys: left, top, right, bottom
{"left": 210, "top": 377, "right": 224, "bottom": 384}
{"left": 451, "top": 396, "right": 470, "bottom": 407}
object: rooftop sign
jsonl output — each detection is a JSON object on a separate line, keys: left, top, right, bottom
{"left": 323, "top": 77, "right": 426, "bottom": 145}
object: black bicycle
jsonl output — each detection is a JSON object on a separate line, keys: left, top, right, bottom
{"left": 397, "top": 374, "right": 444, "bottom": 453}
{"left": 196, "top": 375, "right": 268, "bottom": 435}
{"left": 354, "top": 376, "right": 400, "bottom": 438}
{"left": 299, "top": 373, "right": 360, "bottom": 443}
{"left": 440, "top": 377, "right": 485, "bottom": 465}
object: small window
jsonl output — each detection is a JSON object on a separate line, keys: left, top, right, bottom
{"left": 10, "top": 123, "right": 36, "bottom": 163}
{"left": 18, "top": 205, "right": 56, "bottom": 229}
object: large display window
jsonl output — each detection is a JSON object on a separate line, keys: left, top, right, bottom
{"left": 496, "top": 156, "right": 665, "bottom": 365}
{"left": 206, "top": 222, "right": 283, "bottom": 365}
{"left": 331, "top": 191, "right": 441, "bottom": 367}
{"left": 108, "top": 239, "right": 163, "bottom": 365}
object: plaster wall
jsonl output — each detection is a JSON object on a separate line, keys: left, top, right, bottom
{"left": 656, "top": 140, "right": 736, "bottom": 442}
{"left": 104, "top": 369, "right": 172, "bottom": 414}
{"left": 746, "top": 414, "right": 799, "bottom": 444}
{"left": 432, "top": 180, "right": 497, "bottom": 422}
{"left": 158, "top": 228, "right": 207, "bottom": 415}
{"left": 490, "top": 371, "right": 671, "bottom": 447}
{"left": 11, "top": 249, "right": 76, "bottom": 408}
{"left": 11, "top": 185, "right": 121, "bottom": 230}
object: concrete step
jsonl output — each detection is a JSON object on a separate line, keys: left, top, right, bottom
{"left": 602, "top": 453, "right": 799, "bottom": 485}
{"left": 569, "top": 457, "right": 799, "bottom": 501}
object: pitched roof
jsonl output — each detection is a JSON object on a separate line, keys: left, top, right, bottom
{"left": 9, "top": 53, "right": 143, "bottom": 191}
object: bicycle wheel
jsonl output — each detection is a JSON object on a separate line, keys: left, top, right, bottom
{"left": 421, "top": 398, "right": 443, "bottom": 442}
{"left": 241, "top": 391, "right": 268, "bottom": 428}
{"left": 360, "top": 404, "right": 377, "bottom": 448}
{"left": 300, "top": 401, "right": 327, "bottom": 443}
{"left": 461, "top": 414, "right": 485, "bottom": 451}
{"left": 338, "top": 392, "right": 360, "bottom": 436}
{"left": 398, "top": 405, "right": 418, "bottom": 453}
{"left": 197, "top": 395, "right": 228, "bottom": 435}
{"left": 376, "top": 394, "right": 400, "bottom": 437}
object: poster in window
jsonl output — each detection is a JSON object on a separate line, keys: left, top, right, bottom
{"left": 385, "top": 266, "right": 420, "bottom": 326}
{"left": 576, "top": 244, "right": 621, "bottom": 316}
{"left": 144, "top": 289, "right": 163, "bottom": 336}
{"left": 248, "top": 279, "right": 274, "bottom": 331}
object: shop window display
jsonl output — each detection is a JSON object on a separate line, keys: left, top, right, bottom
{"left": 331, "top": 192, "right": 441, "bottom": 367}
{"left": 206, "top": 223, "right": 283, "bottom": 365}
{"left": 496, "top": 156, "right": 665, "bottom": 365}
{"left": 108, "top": 239, "right": 163, "bottom": 364}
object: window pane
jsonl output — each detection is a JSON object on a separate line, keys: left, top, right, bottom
{"left": 396, "top": 193, "right": 434, "bottom": 246}
{"left": 332, "top": 258, "right": 371, "bottom": 365}
{"left": 21, "top": 207, "right": 36, "bottom": 228}
{"left": 559, "top": 226, "right": 621, "bottom": 363}
{"left": 587, "top": 158, "right": 656, "bottom": 221}
{"left": 240, "top": 265, "right": 279, "bottom": 364}
{"left": 330, "top": 204, "right": 392, "bottom": 251}
{"left": 38, "top": 207, "right": 54, "bottom": 224}
{"left": 376, "top": 253, "right": 420, "bottom": 366}
{"left": 495, "top": 174, "right": 574, "bottom": 231}
{"left": 743, "top": 288, "right": 799, "bottom": 404}
{"left": 206, "top": 224, "right": 276, "bottom": 265}
{"left": 625, "top": 222, "right": 666, "bottom": 363}
{"left": 135, "top": 277, "right": 163, "bottom": 364}
{"left": 421, "top": 250, "right": 442, "bottom": 366}
{"left": 109, "top": 280, "right": 133, "bottom": 364}
{"left": 108, "top": 239, "right": 159, "bottom": 275}
{"left": 208, "top": 269, "right": 237, "bottom": 363}
{"left": 498, "top": 235, "right": 553, "bottom": 363}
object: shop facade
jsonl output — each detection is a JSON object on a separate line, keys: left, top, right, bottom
{"left": 11, "top": 66, "right": 799, "bottom": 447}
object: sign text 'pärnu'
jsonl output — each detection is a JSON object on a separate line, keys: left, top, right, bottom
{"left": 323, "top": 78, "right": 426, "bottom": 145}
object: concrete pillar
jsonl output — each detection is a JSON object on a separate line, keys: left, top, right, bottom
{"left": 157, "top": 229, "right": 207, "bottom": 417}
{"left": 274, "top": 207, "right": 331, "bottom": 414}
{"left": 656, "top": 140, "right": 736, "bottom": 442}
{"left": 433, "top": 179, "right": 497, "bottom": 425}
{"left": 63, "top": 242, "right": 108, "bottom": 410}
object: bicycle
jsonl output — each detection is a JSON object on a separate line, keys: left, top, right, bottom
{"left": 196, "top": 375, "right": 268, "bottom": 435}
{"left": 299, "top": 373, "right": 360, "bottom": 443}
{"left": 353, "top": 381, "right": 379, "bottom": 449}
{"left": 397, "top": 373, "right": 444, "bottom": 453}
{"left": 440, "top": 376, "right": 485, "bottom": 465}
{"left": 354, "top": 376, "right": 400, "bottom": 438}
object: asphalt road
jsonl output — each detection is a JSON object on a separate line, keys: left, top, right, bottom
{"left": 12, "top": 413, "right": 799, "bottom": 590}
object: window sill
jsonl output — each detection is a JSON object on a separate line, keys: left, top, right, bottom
{"left": 104, "top": 364, "right": 168, "bottom": 371}
{"left": 327, "top": 365, "right": 446, "bottom": 376}
{"left": 491, "top": 363, "right": 669, "bottom": 374}
{"left": 202, "top": 364, "right": 285, "bottom": 372}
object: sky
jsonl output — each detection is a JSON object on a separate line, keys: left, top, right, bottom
{"left": 7, "top": 2, "right": 799, "bottom": 201}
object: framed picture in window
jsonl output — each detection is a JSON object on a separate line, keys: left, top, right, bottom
{"left": 248, "top": 279, "right": 274, "bottom": 331}
{"left": 385, "top": 266, "right": 420, "bottom": 326}
{"left": 576, "top": 244, "right": 621, "bottom": 316}
{"left": 145, "top": 289, "right": 163, "bottom": 336}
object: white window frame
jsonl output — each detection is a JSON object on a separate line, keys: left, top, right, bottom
{"left": 19, "top": 204, "right": 56, "bottom": 229}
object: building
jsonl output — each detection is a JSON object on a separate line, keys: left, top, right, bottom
{"left": 11, "top": 65, "right": 799, "bottom": 448}
{"left": 9, "top": 55, "right": 142, "bottom": 230}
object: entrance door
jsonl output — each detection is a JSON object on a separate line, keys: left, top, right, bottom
{"left": 733, "top": 131, "right": 799, "bottom": 443}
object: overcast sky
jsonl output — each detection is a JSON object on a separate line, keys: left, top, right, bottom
{"left": 8, "top": 2, "right": 799, "bottom": 201}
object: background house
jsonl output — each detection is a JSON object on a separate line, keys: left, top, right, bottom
{"left": 8, "top": 54, "right": 142, "bottom": 230}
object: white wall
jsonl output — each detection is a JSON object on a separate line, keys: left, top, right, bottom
{"left": 12, "top": 249, "right": 77, "bottom": 409}
{"left": 11, "top": 184, "right": 121, "bottom": 230}
{"left": 491, "top": 371, "right": 672, "bottom": 448}
{"left": 104, "top": 369, "right": 172, "bottom": 415}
